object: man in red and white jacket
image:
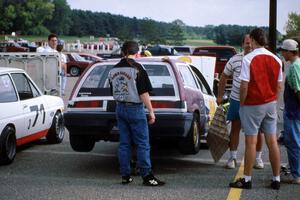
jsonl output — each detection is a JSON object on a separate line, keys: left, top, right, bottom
{"left": 229, "top": 28, "right": 282, "bottom": 190}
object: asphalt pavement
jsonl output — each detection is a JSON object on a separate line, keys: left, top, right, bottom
{"left": 0, "top": 77, "right": 299, "bottom": 200}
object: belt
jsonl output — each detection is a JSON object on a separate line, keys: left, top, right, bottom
{"left": 117, "top": 101, "right": 142, "bottom": 106}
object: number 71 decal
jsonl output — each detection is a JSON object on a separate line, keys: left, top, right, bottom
{"left": 28, "top": 104, "right": 46, "bottom": 129}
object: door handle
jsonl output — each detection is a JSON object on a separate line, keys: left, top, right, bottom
{"left": 23, "top": 104, "right": 28, "bottom": 109}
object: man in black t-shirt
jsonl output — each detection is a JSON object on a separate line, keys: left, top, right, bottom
{"left": 108, "top": 41, "right": 165, "bottom": 186}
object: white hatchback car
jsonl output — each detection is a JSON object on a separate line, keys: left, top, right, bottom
{"left": 0, "top": 67, "right": 65, "bottom": 165}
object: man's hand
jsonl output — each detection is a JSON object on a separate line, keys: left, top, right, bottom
{"left": 217, "top": 96, "right": 223, "bottom": 105}
{"left": 240, "top": 80, "right": 248, "bottom": 105}
{"left": 217, "top": 73, "right": 230, "bottom": 106}
{"left": 148, "top": 111, "right": 155, "bottom": 124}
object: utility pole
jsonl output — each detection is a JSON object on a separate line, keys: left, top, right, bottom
{"left": 269, "top": 0, "right": 277, "bottom": 53}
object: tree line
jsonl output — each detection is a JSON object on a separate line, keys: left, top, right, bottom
{"left": 1, "top": 0, "right": 298, "bottom": 46}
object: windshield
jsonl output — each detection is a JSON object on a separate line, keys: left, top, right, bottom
{"left": 72, "top": 53, "right": 87, "bottom": 62}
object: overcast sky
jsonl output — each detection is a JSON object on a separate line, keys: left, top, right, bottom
{"left": 67, "top": 0, "right": 300, "bottom": 34}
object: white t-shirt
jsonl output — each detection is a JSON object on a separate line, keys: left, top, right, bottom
{"left": 60, "top": 53, "right": 67, "bottom": 63}
{"left": 43, "top": 46, "right": 58, "bottom": 53}
{"left": 36, "top": 46, "right": 45, "bottom": 52}
{"left": 239, "top": 47, "right": 283, "bottom": 105}
{"left": 239, "top": 47, "right": 282, "bottom": 82}
{"left": 223, "top": 52, "right": 244, "bottom": 101}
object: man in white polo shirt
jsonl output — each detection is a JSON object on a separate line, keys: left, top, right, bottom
{"left": 43, "top": 33, "right": 58, "bottom": 53}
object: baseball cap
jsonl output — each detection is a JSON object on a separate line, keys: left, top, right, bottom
{"left": 57, "top": 39, "right": 64, "bottom": 46}
{"left": 279, "top": 39, "right": 299, "bottom": 51}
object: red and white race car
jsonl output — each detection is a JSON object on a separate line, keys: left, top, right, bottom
{"left": 0, "top": 67, "right": 65, "bottom": 165}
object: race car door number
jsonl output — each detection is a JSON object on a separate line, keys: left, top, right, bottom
{"left": 28, "top": 104, "right": 46, "bottom": 129}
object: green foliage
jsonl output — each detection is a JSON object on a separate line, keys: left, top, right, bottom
{"left": 14, "top": 0, "right": 54, "bottom": 35}
{"left": 0, "top": 4, "right": 17, "bottom": 32}
{"left": 44, "top": 0, "right": 72, "bottom": 35}
{"left": 286, "top": 12, "right": 300, "bottom": 37}
{"left": 167, "top": 24, "right": 186, "bottom": 45}
{"left": 0, "top": 0, "right": 54, "bottom": 35}
{"left": 0, "top": 1, "right": 284, "bottom": 46}
{"left": 29, "top": 25, "right": 50, "bottom": 35}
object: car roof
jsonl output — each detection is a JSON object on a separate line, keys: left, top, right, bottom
{"left": 99, "top": 56, "right": 185, "bottom": 64}
{"left": 194, "top": 45, "right": 235, "bottom": 49}
{"left": 173, "top": 46, "right": 192, "bottom": 48}
{"left": 0, "top": 67, "right": 24, "bottom": 74}
{"left": 79, "top": 53, "right": 97, "bottom": 56}
{"left": 79, "top": 53, "right": 102, "bottom": 58}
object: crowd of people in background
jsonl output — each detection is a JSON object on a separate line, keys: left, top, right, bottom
{"left": 218, "top": 28, "right": 300, "bottom": 190}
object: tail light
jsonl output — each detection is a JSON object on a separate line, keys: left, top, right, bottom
{"left": 73, "top": 100, "right": 103, "bottom": 108}
{"left": 70, "top": 100, "right": 185, "bottom": 109}
{"left": 151, "top": 101, "right": 185, "bottom": 109}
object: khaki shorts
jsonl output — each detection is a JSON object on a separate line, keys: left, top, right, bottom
{"left": 239, "top": 101, "right": 277, "bottom": 135}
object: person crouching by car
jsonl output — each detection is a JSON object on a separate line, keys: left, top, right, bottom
{"left": 108, "top": 41, "right": 165, "bottom": 186}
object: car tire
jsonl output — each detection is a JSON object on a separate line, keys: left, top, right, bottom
{"left": 179, "top": 113, "right": 201, "bottom": 155}
{"left": 69, "top": 66, "right": 80, "bottom": 77}
{"left": 0, "top": 126, "right": 16, "bottom": 165}
{"left": 46, "top": 111, "right": 65, "bottom": 144}
{"left": 70, "top": 134, "right": 95, "bottom": 152}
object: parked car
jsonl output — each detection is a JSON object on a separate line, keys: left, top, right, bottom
{"left": 173, "top": 46, "right": 194, "bottom": 55}
{"left": 78, "top": 53, "right": 102, "bottom": 62}
{"left": 0, "top": 67, "right": 65, "bottom": 165}
{"left": 66, "top": 53, "right": 92, "bottom": 77}
{"left": 143, "top": 45, "right": 179, "bottom": 56}
{"left": 192, "top": 46, "right": 237, "bottom": 77}
{"left": 0, "top": 42, "right": 29, "bottom": 52}
{"left": 17, "top": 42, "right": 37, "bottom": 52}
{"left": 193, "top": 46, "right": 237, "bottom": 95}
{"left": 64, "top": 57, "right": 217, "bottom": 155}
{"left": 97, "top": 48, "right": 122, "bottom": 59}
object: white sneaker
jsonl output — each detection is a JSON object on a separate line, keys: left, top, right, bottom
{"left": 226, "top": 158, "right": 236, "bottom": 169}
{"left": 281, "top": 174, "right": 300, "bottom": 184}
{"left": 254, "top": 158, "right": 264, "bottom": 169}
{"left": 291, "top": 178, "right": 300, "bottom": 184}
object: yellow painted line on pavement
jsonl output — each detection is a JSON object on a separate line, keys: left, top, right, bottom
{"left": 226, "top": 159, "right": 244, "bottom": 200}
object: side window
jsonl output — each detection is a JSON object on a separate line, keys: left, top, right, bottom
{"left": 28, "top": 80, "right": 40, "bottom": 98}
{"left": 0, "top": 74, "right": 18, "bottom": 103}
{"left": 177, "top": 64, "right": 198, "bottom": 89}
{"left": 190, "top": 65, "right": 213, "bottom": 95}
{"left": 11, "top": 73, "right": 34, "bottom": 100}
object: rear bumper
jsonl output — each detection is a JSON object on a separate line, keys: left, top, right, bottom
{"left": 64, "top": 111, "right": 193, "bottom": 141}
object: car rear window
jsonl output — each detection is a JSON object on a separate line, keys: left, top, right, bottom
{"left": 77, "top": 64, "right": 176, "bottom": 97}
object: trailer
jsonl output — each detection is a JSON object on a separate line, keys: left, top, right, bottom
{"left": 0, "top": 53, "right": 61, "bottom": 96}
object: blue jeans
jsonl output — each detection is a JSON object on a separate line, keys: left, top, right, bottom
{"left": 284, "top": 111, "right": 300, "bottom": 178}
{"left": 116, "top": 103, "right": 151, "bottom": 177}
